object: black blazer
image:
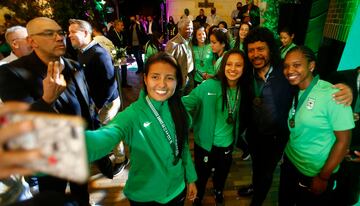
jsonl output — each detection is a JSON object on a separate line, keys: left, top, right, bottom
{"left": 107, "top": 28, "right": 128, "bottom": 49}
{"left": 78, "top": 43, "right": 118, "bottom": 109}
{"left": 129, "top": 22, "right": 147, "bottom": 46}
{"left": 147, "top": 20, "right": 159, "bottom": 34}
{"left": 246, "top": 65, "right": 295, "bottom": 138}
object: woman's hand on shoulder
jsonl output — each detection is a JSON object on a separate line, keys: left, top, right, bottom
{"left": 332, "top": 83, "right": 352, "bottom": 106}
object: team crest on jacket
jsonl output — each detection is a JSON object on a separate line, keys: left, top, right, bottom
{"left": 306, "top": 97, "right": 315, "bottom": 110}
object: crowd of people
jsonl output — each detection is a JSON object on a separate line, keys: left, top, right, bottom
{"left": 0, "top": 0, "right": 359, "bottom": 206}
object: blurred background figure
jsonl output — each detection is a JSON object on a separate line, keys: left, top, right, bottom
{"left": 195, "top": 9, "right": 207, "bottom": 27}
{"left": 181, "top": 8, "right": 194, "bottom": 21}
{"left": 206, "top": 7, "right": 223, "bottom": 27}
{"left": 238, "top": 0, "right": 260, "bottom": 27}
{"left": 166, "top": 16, "right": 177, "bottom": 41}
{"left": 144, "top": 31, "right": 164, "bottom": 63}
{"left": 191, "top": 25, "right": 214, "bottom": 86}
{"left": 279, "top": 27, "right": 296, "bottom": 59}
{"left": 0, "top": 25, "right": 32, "bottom": 65}
{"left": 230, "top": 2, "right": 243, "bottom": 38}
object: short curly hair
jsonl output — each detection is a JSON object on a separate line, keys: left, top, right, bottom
{"left": 243, "top": 27, "right": 281, "bottom": 68}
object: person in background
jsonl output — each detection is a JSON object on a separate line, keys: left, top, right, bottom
{"left": 0, "top": 24, "right": 34, "bottom": 204}
{"left": 206, "top": 25, "right": 218, "bottom": 40}
{"left": 92, "top": 23, "right": 116, "bottom": 59}
{"left": 233, "top": 22, "right": 251, "bottom": 51}
{"left": 206, "top": 7, "right": 223, "bottom": 27}
{"left": 137, "top": 15, "right": 147, "bottom": 34}
{"left": 144, "top": 31, "right": 164, "bottom": 63}
{"left": 69, "top": 19, "right": 126, "bottom": 179}
{"left": 167, "top": 16, "right": 177, "bottom": 40}
{"left": 210, "top": 28, "right": 230, "bottom": 72}
{"left": 147, "top": 15, "right": 159, "bottom": 37}
{"left": 191, "top": 25, "right": 214, "bottom": 86}
{"left": 183, "top": 49, "right": 249, "bottom": 206}
{"left": 0, "top": 26, "right": 32, "bottom": 66}
{"left": 165, "top": 17, "right": 194, "bottom": 95}
{"left": 238, "top": 0, "right": 260, "bottom": 27}
{"left": 181, "top": 8, "right": 194, "bottom": 21}
{"left": 231, "top": 22, "right": 252, "bottom": 161}
{"left": 230, "top": 2, "right": 243, "bottom": 38}
{"left": 279, "top": 27, "right": 296, "bottom": 59}
{"left": 129, "top": 15, "right": 146, "bottom": 74}
{"left": 0, "top": 17, "right": 100, "bottom": 205}
{"left": 85, "top": 52, "right": 197, "bottom": 206}
{"left": 195, "top": 9, "right": 207, "bottom": 27}
{"left": 231, "top": 2, "right": 242, "bottom": 26}
{"left": 217, "top": 22, "right": 233, "bottom": 47}
{"left": 218, "top": 21, "right": 228, "bottom": 30}
{"left": 68, "top": 19, "right": 119, "bottom": 126}
{"left": 279, "top": 45, "right": 354, "bottom": 205}
{"left": 107, "top": 19, "right": 131, "bottom": 88}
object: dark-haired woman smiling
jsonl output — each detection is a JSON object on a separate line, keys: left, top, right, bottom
{"left": 210, "top": 28, "right": 231, "bottom": 72}
{"left": 86, "top": 52, "right": 197, "bottom": 206}
{"left": 279, "top": 46, "right": 354, "bottom": 206}
{"left": 191, "top": 26, "right": 215, "bottom": 86}
{"left": 183, "top": 49, "right": 249, "bottom": 206}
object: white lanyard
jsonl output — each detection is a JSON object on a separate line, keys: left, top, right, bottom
{"left": 145, "top": 96, "right": 179, "bottom": 164}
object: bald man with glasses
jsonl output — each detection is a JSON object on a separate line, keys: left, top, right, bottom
{"left": 0, "top": 17, "right": 99, "bottom": 205}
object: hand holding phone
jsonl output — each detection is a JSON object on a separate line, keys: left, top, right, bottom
{"left": 3, "top": 111, "right": 89, "bottom": 183}
{"left": 0, "top": 102, "right": 41, "bottom": 179}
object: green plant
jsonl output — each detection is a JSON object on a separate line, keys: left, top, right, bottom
{"left": 0, "top": 0, "right": 92, "bottom": 28}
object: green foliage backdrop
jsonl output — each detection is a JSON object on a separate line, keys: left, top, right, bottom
{"left": 0, "top": 0, "right": 92, "bottom": 28}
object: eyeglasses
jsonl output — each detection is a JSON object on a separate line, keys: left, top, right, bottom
{"left": 30, "top": 30, "right": 67, "bottom": 39}
{"left": 11, "top": 37, "right": 27, "bottom": 42}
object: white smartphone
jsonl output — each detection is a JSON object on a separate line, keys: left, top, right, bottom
{"left": 4, "top": 112, "right": 89, "bottom": 183}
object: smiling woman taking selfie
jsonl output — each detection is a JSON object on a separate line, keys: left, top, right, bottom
{"left": 85, "top": 52, "right": 197, "bottom": 206}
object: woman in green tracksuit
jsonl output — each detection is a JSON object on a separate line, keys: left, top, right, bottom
{"left": 144, "top": 31, "right": 164, "bottom": 63}
{"left": 86, "top": 52, "right": 197, "bottom": 206}
{"left": 182, "top": 49, "right": 249, "bottom": 206}
{"left": 279, "top": 27, "right": 296, "bottom": 59}
{"left": 191, "top": 26, "right": 215, "bottom": 86}
{"left": 210, "top": 28, "right": 231, "bottom": 73}
{"left": 279, "top": 46, "right": 354, "bottom": 205}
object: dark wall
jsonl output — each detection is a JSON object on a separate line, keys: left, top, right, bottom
{"left": 106, "top": 0, "right": 161, "bottom": 21}
{"left": 317, "top": 37, "right": 345, "bottom": 77}
{"left": 278, "top": 1, "right": 313, "bottom": 45}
